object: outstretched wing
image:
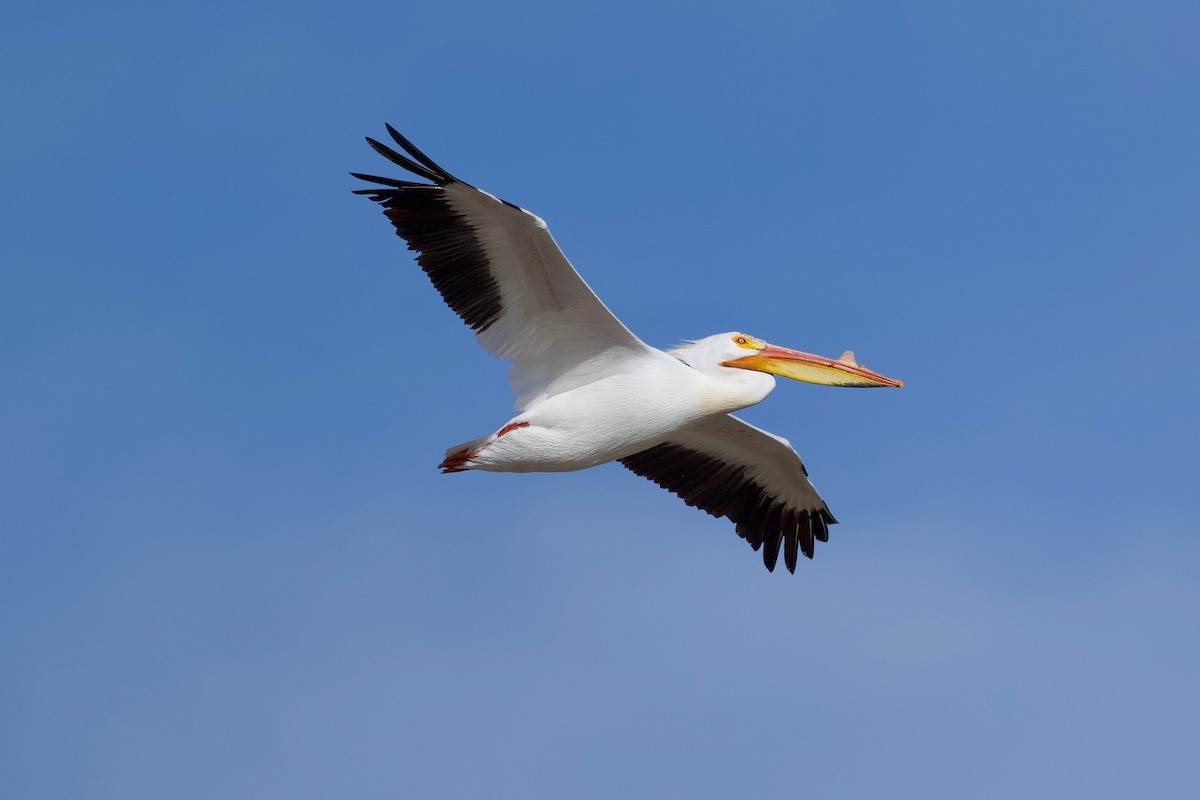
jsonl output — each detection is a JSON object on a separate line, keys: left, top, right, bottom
{"left": 353, "top": 125, "right": 654, "bottom": 410}
{"left": 619, "top": 414, "right": 837, "bottom": 573}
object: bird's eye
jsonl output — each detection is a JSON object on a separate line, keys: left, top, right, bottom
{"left": 732, "top": 335, "right": 761, "bottom": 351}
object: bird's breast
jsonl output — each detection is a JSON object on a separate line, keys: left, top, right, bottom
{"left": 519, "top": 362, "right": 748, "bottom": 462}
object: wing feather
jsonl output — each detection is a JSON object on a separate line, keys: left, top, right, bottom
{"left": 354, "top": 127, "right": 654, "bottom": 410}
{"left": 619, "top": 414, "right": 836, "bottom": 573}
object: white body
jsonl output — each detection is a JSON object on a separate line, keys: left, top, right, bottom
{"left": 466, "top": 348, "right": 776, "bottom": 472}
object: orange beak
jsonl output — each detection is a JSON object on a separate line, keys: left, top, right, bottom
{"left": 723, "top": 345, "right": 904, "bottom": 388}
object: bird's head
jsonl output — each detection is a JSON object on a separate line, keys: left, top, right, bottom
{"left": 670, "top": 332, "right": 903, "bottom": 388}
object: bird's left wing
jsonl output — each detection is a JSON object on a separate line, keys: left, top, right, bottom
{"left": 353, "top": 125, "right": 655, "bottom": 410}
{"left": 619, "top": 414, "right": 837, "bottom": 573}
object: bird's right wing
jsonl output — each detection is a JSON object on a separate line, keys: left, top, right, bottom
{"left": 353, "top": 126, "right": 656, "bottom": 410}
{"left": 619, "top": 414, "right": 837, "bottom": 573}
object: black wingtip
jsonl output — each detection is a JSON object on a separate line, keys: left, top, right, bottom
{"left": 365, "top": 136, "right": 443, "bottom": 184}
{"left": 813, "top": 513, "right": 830, "bottom": 543}
{"left": 384, "top": 124, "right": 454, "bottom": 179}
{"left": 800, "top": 512, "right": 816, "bottom": 560}
{"left": 762, "top": 539, "right": 780, "bottom": 572}
{"left": 350, "top": 171, "right": 424, "bottom": 189}
{"left": 761, "top": 506, "right": 784, "bottom": 571}
{"left": 783, "top": 511, "right": 799, "bottom": 573}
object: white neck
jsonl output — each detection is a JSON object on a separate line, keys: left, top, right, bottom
{"left": 688, "top": 366, "right": 776, "bottom": 416}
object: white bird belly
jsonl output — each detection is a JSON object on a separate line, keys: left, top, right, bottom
{"left": 469, "top": 359, "right": 722, "bottom": 473}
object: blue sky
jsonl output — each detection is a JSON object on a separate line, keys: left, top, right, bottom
{"left": 3, "top": 1, "right": 1199, "bottom": 797}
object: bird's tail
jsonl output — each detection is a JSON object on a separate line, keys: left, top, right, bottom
{"left": 439, "top": 435, "right": 491, "bottom": 473}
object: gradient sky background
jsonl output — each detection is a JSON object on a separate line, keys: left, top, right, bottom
{"left": 3, "top": 2, "right": 1199, "bottom": 797}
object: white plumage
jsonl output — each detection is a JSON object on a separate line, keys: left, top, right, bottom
{"left": 353, "top": 125, "right": 902, "bottom": 573}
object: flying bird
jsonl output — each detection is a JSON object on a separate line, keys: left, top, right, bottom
{"left": 353, "top": 125, "right": 902, "bottom": 573}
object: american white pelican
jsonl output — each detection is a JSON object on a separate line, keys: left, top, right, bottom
{"left": 353, "top": 125, "right": 902, "bottom": 573}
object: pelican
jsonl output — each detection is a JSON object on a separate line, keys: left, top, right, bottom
{"left": 353, "top": 125, "right": 902, "bottom": 573}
